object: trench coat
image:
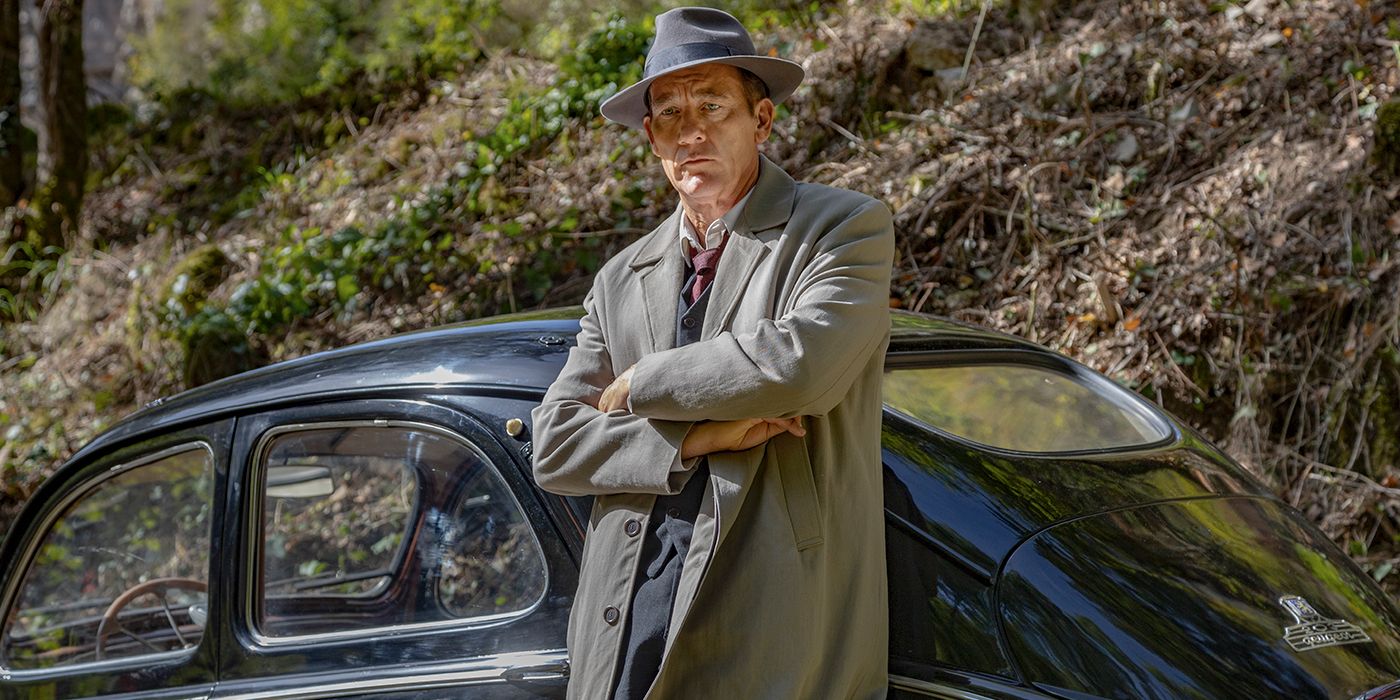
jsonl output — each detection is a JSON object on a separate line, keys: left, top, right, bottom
{"left": 530, "top": 156, "right": 893, "bottom": 699}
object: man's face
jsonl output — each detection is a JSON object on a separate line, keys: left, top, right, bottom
{"left": 643, "top": 64, "right": 774, "bottom": 207}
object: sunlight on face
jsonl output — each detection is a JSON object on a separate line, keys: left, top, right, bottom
{"left": 643, "top": 64, "right": 774, "bottom": 213}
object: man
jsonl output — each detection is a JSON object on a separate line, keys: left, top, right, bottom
{"left": 530, "top": 7, "right": 893, "bottom": 698}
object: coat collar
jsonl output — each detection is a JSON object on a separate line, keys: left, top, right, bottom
{"left": 627, "top": 155, "right": 795, "bottom": 270}
{"left": 628, "top": 156, "right": 795, "bottom": 352}
{"left": 733, "top": 154, "right": 797, "bottom": 235}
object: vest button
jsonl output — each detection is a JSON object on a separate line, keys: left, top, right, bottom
{"left": 603, "top": 606, "right": 620, "bottom": 625}
{"left": 681, "top": 316, "right": 697, "bottom": 329}
{"left": 624, "top": 518, "right": 641, "bottom": 537}
{"left": 666, "top": 507, "right": 680, "bottom": 518}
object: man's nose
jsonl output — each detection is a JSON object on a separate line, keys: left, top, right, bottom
{"left": 677, "top": 111, "right": 705, "bottom": 144}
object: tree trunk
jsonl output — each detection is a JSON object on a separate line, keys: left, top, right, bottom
{"left": 37, "top": 0, "right": 85, "bottom": 249}
{"left": 0, "top": 0, "right": 20, "bottom": 209}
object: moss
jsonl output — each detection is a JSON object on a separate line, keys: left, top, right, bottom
{"left": 1367, "top": 351, "right": 1400, "bottom": 475}
{"left": 159, "top": 243, "right": 229, "bottom": 316}
{"left": 180, "top": 310, "right": 258, "bottom": 387}
{"left": 1373, "top": 99, "right": 1400, "bottom": 178}
{"left": 123, "top": 276, "right": 146, "bottom": 364}
{"left": 148, "top": 244, "right": 249, "bottom": 387}
{"left": 1327, "top": 349, "right": 1400, "bottom": 478}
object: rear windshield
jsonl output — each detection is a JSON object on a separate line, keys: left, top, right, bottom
{"left": 882, "top": 359, "right": 1170, "bottom": 453}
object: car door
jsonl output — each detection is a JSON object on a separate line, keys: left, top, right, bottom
{"left": 212, "top": 398, "right": 572, "bottom": 699}
{"left": 0, "top": 420, "right": 231, "bottom": 700}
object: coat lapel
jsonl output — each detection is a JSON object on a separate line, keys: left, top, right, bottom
{"left": 701, "top": 233, "right": 764, "bottom": 341}
{"left": 628, "top": 209, "right": 684, "bottom": 354}
{"left": 702, "top": 156, "right": 795, "bottom": 340}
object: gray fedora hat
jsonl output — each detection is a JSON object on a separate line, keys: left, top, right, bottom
{"left": 599, "top": 7, "right": 805, "bottom": 130}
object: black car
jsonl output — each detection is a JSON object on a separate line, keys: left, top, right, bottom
{"left": 1, "top": 309, "right": 1397, "bottom": 700}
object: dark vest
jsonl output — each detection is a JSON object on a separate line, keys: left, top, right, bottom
{"left": 611, "top": 261, "right": 712, "bottom": 700}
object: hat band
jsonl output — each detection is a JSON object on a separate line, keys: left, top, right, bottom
{"left": 644, "top": 42, "right": 742, "bottom": 78}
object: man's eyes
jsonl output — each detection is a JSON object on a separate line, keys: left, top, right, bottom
{"left": 655, "top": 103, "right": 724, "bottom": 117}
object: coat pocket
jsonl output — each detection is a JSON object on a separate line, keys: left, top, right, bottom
{"left": 776, "top": 436, "right": 823, "bottom": 550}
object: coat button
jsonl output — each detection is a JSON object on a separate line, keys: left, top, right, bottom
{"left": 603, "top": 606, "right": 620, "bottom": 625}
{"left": 624, "top": 519, "right": 641, "bottom": 537}
{"left": 681, "top": 316, "right": 696, "bottom": 329}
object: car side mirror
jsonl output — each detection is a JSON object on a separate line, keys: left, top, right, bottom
{"left": 266, "top": 465, "right": 335, "bottom": 499}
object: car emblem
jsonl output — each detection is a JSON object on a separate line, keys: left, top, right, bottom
{"left": 1279, "top": 595, "right": 1371, "bottom": 652}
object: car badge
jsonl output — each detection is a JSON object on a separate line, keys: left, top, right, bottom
{"left": 1279, "top": 595, "right": 1371, "bottom": 652}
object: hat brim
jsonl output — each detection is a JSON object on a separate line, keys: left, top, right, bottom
{"left": 599, "top": 55, "right": 805, "bottom": 130}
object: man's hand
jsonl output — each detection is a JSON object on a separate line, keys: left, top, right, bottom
{"left": 681, "top": 417, "right": 806, "bottom": 460}
{"left": 598, "top": 365, "right": 635, "bottom": 413}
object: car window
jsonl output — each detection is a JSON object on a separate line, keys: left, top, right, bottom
{"left": 1, "top": 444, "right": 214, "bottom": 670}
{"left": 253, "top": 423, "right": 547, "bottom": 639}
{"left": 882, "top": 360, "right": 1170, "bottom": 453}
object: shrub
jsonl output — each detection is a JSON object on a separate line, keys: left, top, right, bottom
{"left": 130, "top": 0, "right": 505, "bottom": 107}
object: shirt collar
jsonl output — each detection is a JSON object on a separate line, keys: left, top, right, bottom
{"left": 678, "top": 186, "right": 755, "bottom": 257}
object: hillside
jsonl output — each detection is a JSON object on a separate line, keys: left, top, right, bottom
{"left": 2, "top": 0, "right": 1399, "bottom": 594}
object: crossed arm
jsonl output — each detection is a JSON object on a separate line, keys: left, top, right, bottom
{"left": 530, "top": 198, "right": 893, "bottom": 497}
{"left": 527, "top": 286, "right": 801, "bottom": 497}
{"left": 600, "top": 366, "right": 806, "bottom": 459}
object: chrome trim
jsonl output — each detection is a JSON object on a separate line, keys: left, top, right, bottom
{"left": 0, "top": 442, "right": 215, "bottom": 679}
{"left": 888, "top": 674, "right": 996, "bottom": 699}
{"left": 1354, "top": 679, "right": 1400, "bottom": 700}
{"left": 244, "top": 418, "right": 550, "bottom": 647}
{"left": 1279, "top": 594, "right": 1372, "bottom": 651}
{"left": 0, "top": 648, "right": 197, "bottom": 682}
{"left": 215, "top": 649, "right": 567, "bottom": 700}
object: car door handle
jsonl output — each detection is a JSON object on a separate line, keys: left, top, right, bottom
{"left": 503, "top": 659, "right": 570, "bottom": 683}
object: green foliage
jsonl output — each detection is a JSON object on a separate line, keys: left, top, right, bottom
{"left": 373, "top": 0, "right": 502, "bottom": 79}
{"left": 546, "top": 14, "right": 650, "bottom": 127}
{"left": 139, "top": 243, "right": 254, "bottom": 386}
{"left": 165, "top": 13, "right": 651, "bottom": 346}
{"left": 891, "top": 0, "right": 975, "bottom": 16}
{"left": 131, "top": 0, "right": 503, "bottom": 107}
{"left": 0, "top": 235, "right": 65, "bottom": 324}
{"left": 205, "top": 186, "right": 470, "bottom": 337}
{"left": 130, "top": 0, "right": 839, "bottom": 110}
{"left": 476, "top": 13, "right": 650, "bottom": 163}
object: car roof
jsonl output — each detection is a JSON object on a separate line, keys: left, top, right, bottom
{"left": 68, "top": 308, "right": 1042, "bottom": 466}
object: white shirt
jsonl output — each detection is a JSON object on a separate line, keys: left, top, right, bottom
{"left": 677, "top": 187, "right": 755, "bottom": 259}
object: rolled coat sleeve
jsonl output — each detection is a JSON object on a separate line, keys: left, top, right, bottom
{"left": 530, "top": 282, "right": 697, "bottom": 497}
{"left": 627, "top": 197, "right": 894, "bottom": 422}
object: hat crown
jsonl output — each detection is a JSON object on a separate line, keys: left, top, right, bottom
{"left": 646, "top": 8, "right": 756, "bottom": 77}
{"left": 598, "top": 6, "right": 804, "bottom": 129}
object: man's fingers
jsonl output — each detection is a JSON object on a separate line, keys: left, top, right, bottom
{"left": 598, "top": 384, "right": 620, "bottom": 412}
{"left": 597, "top": 367, "right": 635, "bottom": 413}
{"left": 762, "top": 416, "right": 807, "bottom": 437}
{"left": 685, "top": 417, "right": 810, "bottom": 459}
